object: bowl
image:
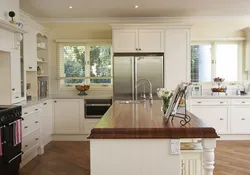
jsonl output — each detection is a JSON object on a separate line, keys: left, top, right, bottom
{"left": 75, "top": 85, "right": 90, "bottom": 96}
{"left": 211, "top": 87, "right": 227, "bottom": 93}
{"left": 213, "top": 77, "right": 225, "bottom": 82}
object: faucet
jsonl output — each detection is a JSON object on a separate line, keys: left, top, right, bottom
{"left": 136, "top": 79, "right": 153, "bottom": 104}
{"left": 136, "top": 82, "right": 146, "bottom": 102}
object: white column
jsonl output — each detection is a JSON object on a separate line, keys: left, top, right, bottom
{"left": 202, "top": 139, "right": 216, "bottom": 175}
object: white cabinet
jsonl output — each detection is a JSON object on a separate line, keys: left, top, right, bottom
{"left": 164, "top": 29, "right": 190, "bottom": 89}
{"left": 231, "top": 106, "right": 250, "bottom": 134}
{"left": 54, "top": 99, "right": 83, "bottom": 134}
{"left": 23, "top": 31, "right": 37, "bottom": 71}
{"left": 191, "top": 106, "right": 229, "bottom": 134}
{"left": 10, "top": 51, "right": 21, "bottom": 103}
{"left": 112, "top": 29, "right": 138, "bottom": 52}
{"left": 42, "top": 100, "right": 53, "bottom": 144}
{"left": 112, "top": 29, "right": 164, "bottom": 53}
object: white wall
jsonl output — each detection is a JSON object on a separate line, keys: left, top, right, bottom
{"left": 0, "top": 0, "right": 19, "bottom": 21}
{"left": 42, "top": 20, "right": 250, "bottom": 94}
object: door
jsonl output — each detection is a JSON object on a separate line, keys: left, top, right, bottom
{"left": 191, "top": 106, "right": 229, "bottom": 134}
{"left": 135, "top": 56, "right": 163, "bottom": 100}
{"left": 231, "top": 106, "right": 250, "bottom": 134}
{"left": 54, "top": 99, "right": 81, "bottom": 134}
{"left": 23, "top": 31, "right": 37, "bottom": 71}
{"left": 113, "top": 56, "right": 134, "bottom": 101}
{"left": 11, "top": 51, "right": 21, "bottom": 103}
{"left": 138, "top": 30, "right": 164, "bottom": 52}
{"left": 112, "top": 30, "right": 138, "bottom": 52}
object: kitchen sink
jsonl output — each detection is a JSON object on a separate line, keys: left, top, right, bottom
{"left": 117, "top": 100, "right": 145, "bottom": 104}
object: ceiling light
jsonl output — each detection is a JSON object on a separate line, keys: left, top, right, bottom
{"left": 69, "top": 6, "right": 73, "bottom": 9}
{"left": 134, "top": 5, "right": 139, "bottom": 8}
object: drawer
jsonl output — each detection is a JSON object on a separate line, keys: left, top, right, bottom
{"left": 22, "top": 113, "right": 40, "bottom": 137}
{"left": 22, "top": 131, "right": 40, "bottom": 154}
{"left": 191, "top": 99, "right": 230, "bottom": 106}
{"left": 231, "top": 99, "right": 250, "bottom": 105}
{"left": 12, "top": 93, "right": 21, "bottom": 103}
{"left": 22, "top": 105, "right": 42, "bottom": 116}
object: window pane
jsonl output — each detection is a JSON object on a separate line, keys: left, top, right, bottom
{"left": 216, "top": 44, "right": 238, "bottom": 81}
{"left": 90, "top": 79, "right": 112, "bottom": 84}
{"left": 64, "top": 46, "right": 85, "bottom": 84}
{"left": 191, "top": 45, "right": 211, "bottom": 82}
{"left": 90, "top": 46, "right": 112, "bottom": 80}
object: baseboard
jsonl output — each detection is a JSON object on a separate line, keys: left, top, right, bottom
{"left": 52, "top": 134, "right": 89, "bottom": 141}
{"left": 218, "top": 135, "right": 250, "bottom": 140}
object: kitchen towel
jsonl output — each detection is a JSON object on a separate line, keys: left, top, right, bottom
{"left": 0, "top": 127, "right": 2, "bottom": 156}
{"left": 13, "top": 119, "right": 22, "bottom": 146}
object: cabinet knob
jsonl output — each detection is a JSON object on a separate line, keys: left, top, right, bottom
{"left": 242, "top": 102, "right": 246, "bottom": 104}
{"left": 54, "top": 101, "right": 57, "bottom": 103}
{"left": 242, "top": 118, "right": 246, "bottom": 120}
{"left": 25, "top": 145, "right": 28, "bottom": 148}
{"left": 220, "top": 118, "right": 224, "bottom": 120}
{"left": 15, "top": 96, "right": 19, "bottom": 99}
{"left": 136, "top": 48, "right": 138, "bottom": 51}
{"left": 29, "top": 67, "right": 32, "bottom": 69}
{"left": 36, "top": 138, "right": 39, "bottom": 141}
{"left": 24, "top": 112, "right": 28, "bottom": 115}
{"left": 35, "top": 109, "right": 38, "bottom": 111}
{"left": 24, "top": 126, "right": 28, "bottom": 129}
{"left": 12, "top": 88, "right": 15, "bottom": 91}
{"left": 139, "top": 48, "right": 141, "bottom": 51}
{"left": 220, "top": 102, "right": 224, "bottom": 104}
{"left": 35, "top": 121, "right": 39, "bottom": 123}
{"left": 198, "top": 102, "right": 202, "bottom": 104}
{"left": 44, "top": 103, "right": 47, "bottom": 105}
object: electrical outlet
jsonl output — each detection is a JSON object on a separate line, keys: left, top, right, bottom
{"left": 170, "top": 139, "right": 180, "bottom": 155}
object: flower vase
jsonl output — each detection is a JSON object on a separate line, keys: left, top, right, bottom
{"left": 162, "top": 97, "right": 170, "bottom": 115}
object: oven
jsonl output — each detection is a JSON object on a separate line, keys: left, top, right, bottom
{"left": 85, "top": 99, "right": 112, "bottom": 119}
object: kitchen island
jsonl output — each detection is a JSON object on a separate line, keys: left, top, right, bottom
{"left": 88, "top": 100, "right": 219, "bottom": 175}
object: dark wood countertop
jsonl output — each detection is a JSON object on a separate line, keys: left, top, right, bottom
{"left": 87, "top": 100, "right": 219, "bottom": 139}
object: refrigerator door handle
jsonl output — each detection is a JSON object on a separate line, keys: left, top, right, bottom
{"left": 132, "top": 57, "right": 135, "bottom": 101}
{"left": 134, "top": 57, "right": 138, "bottom": 101}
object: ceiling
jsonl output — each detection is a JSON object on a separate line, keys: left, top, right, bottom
{"left": 20, "top": 0, "right": 250, "bottom": 19}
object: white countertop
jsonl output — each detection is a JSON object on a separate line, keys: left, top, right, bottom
{"left": 15, "top": 94, "right": 113, "bottom": 107}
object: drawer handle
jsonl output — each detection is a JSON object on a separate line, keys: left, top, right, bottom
{"left": 242, "top": 102, "right": 246, "bottom": 104}
{"left": 29, "top": 67, "right": 32, "bottom": 69}
{"left": 36, "top": 138, "right": 39, "bottom": 141}
{"left": 198, "top": 102, "right": 202, "bottom": 104}
{"left": 35, "top": 121, "right": 39, "bottom": 124}
{"left": 220, "top": 102, "right": 224, "bottom": 104}
{"left": 25, "top": 145, "right": 28, "bottom": 148}
{"left": 220, "top": 118, "right": 224, "bottom": 120}
{"left": 54, "top": 101, "right": 57, "bottom": 103}
{"left": 24, "top": 126, "right": 28, "bottom": 129}
{"left": 24, "top": 112, "right": 28, "bottom": 115}
{"left": 15, "top": 96, "right": 19, "bottom": 99}
{"left": 12, "top": 88, "right": 15, "bottom": 91}
{"left": 44, "top": 103, "right": 47, "bottom": 105}
{"left": 242, "top": 118, "right": 246, "bottom": 120}
{"left": 35, "top": 109, "right": 38, "bottom": 111}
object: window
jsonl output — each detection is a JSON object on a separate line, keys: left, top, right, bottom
{"left": 57, "top": 42, "right": 112, "bottom": 88}
{"left": 191, "top": 42, "right": 241, "bottom": 82}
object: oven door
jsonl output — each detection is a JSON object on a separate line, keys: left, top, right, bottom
{"left": 85, "top": 99, "right": 112, "bottom": 119}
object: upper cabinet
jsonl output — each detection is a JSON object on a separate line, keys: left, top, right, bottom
{"left": 112, "top": 28, "right": 164, "bottom": 53}
{"left": 23, "top": 30, "right": 37, "bottom": 71}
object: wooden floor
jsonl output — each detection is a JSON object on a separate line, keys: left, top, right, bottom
{"left": 20, "top": 141, "right": 250, "bottom": 175}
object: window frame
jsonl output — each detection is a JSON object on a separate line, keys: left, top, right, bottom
{"left": 57, "top": 41, "right": 113, "bottom": 90}
{"left": 191, "top": 40, "right": 243, "bottom": 83}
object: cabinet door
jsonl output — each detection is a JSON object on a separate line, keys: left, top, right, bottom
{"left": 191, "top": 106, "right": 229, "bottom": 134}
{"left": 11, "top": 51, "right": 21, "bottom": 103}
{"left": 231, "top": 107, "right": 250, "bottom": 134}
{"left": 42, "top": 100, "right": 53, "bottom": 138}
{"left": 54, "top": 99, "right": 81, "bottom": 134}
{"left": 112, "top": 29, "right": 138, "bottom": 52}
{"left": 164, "top": 29, "right": 190, "bottom": 89}
{"left": 23, "top": 31, "right": 37, "bottom": 71}
{"left": 138, "top": 30, "right": 164, "bottom": 52}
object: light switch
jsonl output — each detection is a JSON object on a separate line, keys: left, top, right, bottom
{"left": 170, "top": 139, "right": 180, "bottom": 155}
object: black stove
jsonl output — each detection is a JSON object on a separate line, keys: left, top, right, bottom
{"left": 0, "top": 105, "right": 22, "bottom": 175}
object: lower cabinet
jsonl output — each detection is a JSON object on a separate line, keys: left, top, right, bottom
{"left": 231, "top": 106, "right": 250, "bottom": 134}
{"left": 191, "top": 106, "right": 229, "bottom": 134}
{"left": 54, "top": 99, "right": 84, "bottom": 134}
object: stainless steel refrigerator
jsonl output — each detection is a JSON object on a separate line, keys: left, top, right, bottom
{"left": 113, "top": 53, "right": 164, "bottom": 101}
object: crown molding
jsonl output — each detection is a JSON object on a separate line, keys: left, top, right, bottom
{"left": 36, "top": 16, "right": 250, "bottom": 23}
{"left": 110, "top": 23, "right": 193, "bottom": 29}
